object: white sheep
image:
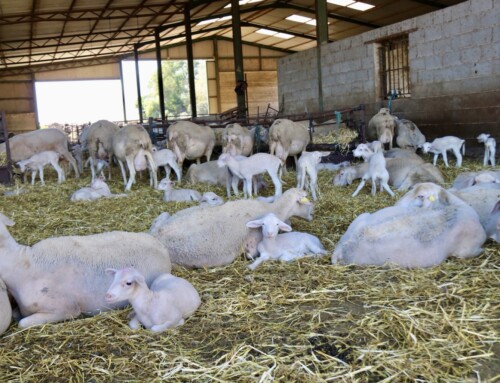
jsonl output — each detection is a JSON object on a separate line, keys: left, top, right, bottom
{"left": 296, "top": 151, "right": 330, "bottom": 201}
{"left": 351, "top": 149, "right": 395, "bottom": 197}
{"left": 0, "top": 212, "right": 172, "bottom": 327}
{"left": 17, "top": 150, "right": 65, "bottom": 186}
{"left": 245, "top": 213, "right": 326, "bottom": 270}
{"left": 421, "top": 136, "right": 465, "bottom": 167}
{"left": 477, "top": 133, "right": 496, "bottom": 167}
{"left": 105, "top": 267, "right": 200, "bottom": 332}
{"left": 151, "top": 147, "right": 182, "bottom": 182}
{"left": 199, "top": 191, "right": 224, "bottom": 206}
{"left": 157, "top": 178, "right": 201, "bottom": 202}
{"left": 217, "top": 152, "right": 282, "bottom": 198}
{"left": 0, "top": 278, "right": 12, "bottom": 335}
{"left": 70, "top": 176, "right": 126, "bottom": 202}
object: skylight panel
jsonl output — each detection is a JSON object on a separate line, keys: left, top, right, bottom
{"left": 327, "top": 0, "right": 355, "bottom": 6}
{"left": 275, "top": 32, "right": 293, "bottom": 39}
{"left": 256, "top": 28, "right": 277, "bottom": 36}
{"left": 286, "top": 15, "right": 312, "bottom": 24}
{"left": 198, "top": 18, "right": 220, "bottom": 25}
{"left": 347, "top": 1, "right": 375, "bottom": 11}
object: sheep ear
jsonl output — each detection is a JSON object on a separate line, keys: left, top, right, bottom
{"left": 246, "top": 219, "right": 263, "bottom": 228}
{"left": 105, "top": 268, "right": 117, "bottom": 277}
{"left": 278, "top": 222, "right": 292, "bottom": 232}
{"left": 133, "top": 273, "right": 146, "bottom": 285}
{"left": 0, "top": 213, "right": 14, "bottom": 227}
{"left": 438, "top": 190, "right": 450, "bottom": 205}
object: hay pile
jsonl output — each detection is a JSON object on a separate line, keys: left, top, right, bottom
{"left": 0, "top": 151, "right": 7, "bottom": 166}
{"left": 0, "top": 158, "right": 498, "bottom": 382}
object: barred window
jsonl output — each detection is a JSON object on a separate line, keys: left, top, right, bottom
{"left": 379, "top": 36, "right": 410, "bottom": 99}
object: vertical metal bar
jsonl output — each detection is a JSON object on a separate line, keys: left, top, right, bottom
{"left": 231, "top": 0, "right": 246, "bottom": 119}
{"left": 1, "top": 112, "right": 12, "bottom": 184}
{"left": 155, "top": 28, "right": 166, "bottom": 123}
{"left": 185, "top": 8, "right": 197, "bottom": 118}
{"left": 316, "top": 0, "right": 328, "bottom": 113}
{"left": 119, "top": 60, "right": 127, "bottom": 123}
{"left": 134, "top": 44, "right": 143, "bottom": 124}
{"left": 213, "top": 38, "right": 221, "bottom": 114}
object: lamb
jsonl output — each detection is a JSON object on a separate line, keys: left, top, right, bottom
{"left": 112, "top": 123, "right": 157, "bottom": 191}
{"left": 199, "top": 191, "right": 224, "bottom": 206}
{"left": 157, "top": 178, "right": 201, "bottom": 202}
{"left": 222, "top": 123, "right": 255, "bottom": 156}
{"left": 86, "top": 120, "right": 120, "bottom": 180}
{"left": 268, "top": 119, "right": 310, "bottom": 168}
{"left": 353, "top": 143, "right": 375, "bottom": 162}
{"left": 151, "top": 147, "right": 182, "bottom": 182}
{"left": 351, "top": 148, "right": 395, "bottom": 197}
{"left": 245, "top": 213, "right": 326, "bottom": 270}
{"left": 149, "top": 188, "right": 314, "bottom": 268}
{"left": 0, "top": 128, "right": 79, "bottom": 178}
{"left": 0, "top": 278, "right": 12, "bottom": 335}
{"left": 296, "top": 151, "right": 330, "bottom": 201}
{"left": 105, "top": 267, "right": 200, "bottom": 332}
{"left": 367, "top": 108, "right": 395, "bottom": 149}
{"left": 332, "top": 184, "right": 486, "bottom": 268}
{"left": 421, "top": 136, "right": 465, "bottom": 167}
{"left": 0, "top": 212, "right": 172, "bottom": 327}
{"left": 477, "top": 133, "right": 496, "bottom": 167}
{"left": 70, "top": 176, "right": 127, "bottom": 202}
{"left": 217, "top": 153, "right": 282, "bottom": 198}
{"left": 17, "top": 150, "right": 65, "bottom": 186}
{"left": 166, "top": 121, "right": 216, "bottom": 169}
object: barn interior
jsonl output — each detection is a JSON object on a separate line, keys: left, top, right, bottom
{"left": 0, "top": 0, "right": 499, "bottom": 381}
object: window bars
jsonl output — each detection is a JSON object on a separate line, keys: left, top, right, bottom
{"left": 379, "top": 36, "right": 410, "bottom": 99}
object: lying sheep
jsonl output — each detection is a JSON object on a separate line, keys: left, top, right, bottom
{"left": 351, "top": 148, "right": 395, "bottom": 197}
{"left": 332, "top": 184, "right": 486, "bottom": 268}
{"left": 105, "top": 267, "right": 200, "bottom": 332}
{"left": 157, "top": 178, "right": 201, "bottom": 202}
{"left": 421, "top": 136, "right": 465, "bottom": 167}
{"left": 0, "top": 212, "right": 172, "bottom": 327}
{"left": 396, "top": 182, "right": 465, "bottom": 210}
{"left": 477, "top": 133, "right": 496, "bottom": 167}
{"left": 149, "top": 188, "right": 314, "bottom": 268}
{"left": 296, "top": 151, "right": 330, "bottom": 201}
{"left": 217, "top": 153, "right": 282, "bottom": 198}
{"left": 0, "top": 278, "right": 11, "bottom": 335}
{"left": 485, "top": 201, "right": 500, "bottom": 243}
{"left": 70, "top": 176, "right": 127, "bottom": 202}
{"left": 152, "top": 147, "right": 181, "bottom": 182}
{"left": 450, "top": 186, "right": 500, "bottom": 230}
{"left": 17, "top": 150, "right": 65, "bottom": 186}
{"left": 450, "top": 171, "right": 500, "bottom": 190}
{"left": 200, "top": 191, "right": 224, "bottom": 206}
{"left": 245, "top": 213, "right": 326, "bottom": 270}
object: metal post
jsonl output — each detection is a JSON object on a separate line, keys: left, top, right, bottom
{"left": 134, "top": 45, "right": 144, "bottom": 124}
{"left": 155, "top": 29, "right": 166, "bottom": 123}
{"left": 185, "top": 8, "right": 197, "bottom": 118}
{"left": 231, "top": 0, "right": 246, "bottom": 119}
{"left": 316, "top": 0, "right": 328, "bottom": 113}
{"left": 119, "top": 60, "right": 127, "bottom": 123}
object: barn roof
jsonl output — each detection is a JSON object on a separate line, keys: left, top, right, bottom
{"left": 0, "top": 0, "right": 465, "bottom": 75}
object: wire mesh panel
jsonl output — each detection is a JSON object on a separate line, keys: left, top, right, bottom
{"left": 379, "top": 36, "right": 410, "bottom": 98}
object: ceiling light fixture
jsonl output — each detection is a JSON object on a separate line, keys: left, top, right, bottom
{"left": 347, "top": 2, "right": 375, "bottom": 11}
{"left": 327, "top": 0, "right": 355, "bottom": 6}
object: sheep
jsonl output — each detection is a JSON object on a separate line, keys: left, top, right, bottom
{"left": 166, "top": 121, "right": 216, "bottom": 169}
{"left": 16, "top": 150, "right": 65, "bottom": 186}
{"left": 351, "top": 149, "right": 395, "bottom": 197}
{"left": 450, "top": 171, "right": 500, "bottom": 190}
{"left": 477, "top": 133, "right": 496, "bottom": 167}
{"left": 485, "top": 201, "right": 500, "bottom": 243}
{"left": 352, "top": 143, "right": 375, "bottom": 162}
{"left": 367, "top": 108, "right": 395, "bottom": 149}
{"left": 268, "top": 119, "right": 310, "bottom": 169}
{"left": 217, "top": 153, "right": 282, "bottom": 198}
{"left": 149, "top": 188, "right": 314, "bottom": 268}
{"left": 86, "top": 120, "right": 120, "bottom": 181}
{"left": 70, "top": 176, "right": 127, "bottom": 202}
{"left": 151, "top": 147, "right": 181, "bottom": 182}
{"left": 222, "top": 123, "right": 255, "bottom": 156}
{"left": 296, "top": 151, "right": 330, "bottom": 201}
{"left": 71, "top": 144, "right": 84, "bottom": 174}
{"left": 245, "top": 213, "right": 326, "bottom": 270}
{"left": 332, "top": 184, "right": 486, "bottom": 268}
{"left": 112, "top": 124, "right": 157, "bottom": 191}
{"left": 333, "top": 157, "right": 444, "bottom": 191}
{"left": 421, "top": 136, "right": 465, "bottom": 167}
{"left": 157, "top": 178, "right": 201, "bottom": 202}
{"left": 199, "top": 191, "right": 224, "bottom": 206}
{"left": 0, "top": 212, "right": 172, "bottom": 327}
{"left": 0, "top": 278, "right": 12, "bottom": 335}
{"left": 450, "top": 186, "right": 500, "bottom": 230}
{"left": 105, "top": 267, "right": 200, "bottom": 332}
{"left": 0, "top": 128, "right": 79, "bottom": 178}
{"left": 315, "top": 161, "right": 350, "bottom": 172}
{"left": 396, "top": 182, "right": 466, "bottom": 210}
{"left": 394, "top": 118, "right": 426, "bottom": 150}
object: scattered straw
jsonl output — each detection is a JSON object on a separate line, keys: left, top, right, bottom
{"left": 0, "top": 158, "right": 498, "bottom": 382}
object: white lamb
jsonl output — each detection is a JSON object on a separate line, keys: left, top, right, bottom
{"left": 157, "top": 178, "right": 201, "bottom": 202}
{"left": 351, "top": 148, "right": 395, "bottom": 197}
{"left": 217, "top": 152, "right": 282, "bottom": 198}
{"left": 105, "top": 267, "right": 200, "bottom": 333}
{"left": 421, "top": 136, "right": 465, "bottom": 167}
{"left": 245, "top": 213, "right": 327, "bottom": 270}
{"left": 199, "top": 191, "right": 224, "bottom": 206}
{"left": 151, "top": 147, "right": 182, "bottom": 182}
{"left": 17, "top": 150, "right": 65, "bottom": 186}
{"left": 477, "top": 133, "right": 496, "bottom": 167}
{"left": 70, "top": 176, "right": 126, "bottom": 201}
{"left": 296, "top": 151, "right": 330, "bottom": 201}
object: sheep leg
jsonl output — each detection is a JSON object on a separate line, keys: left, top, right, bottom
{"left": 19, "top": 310, "right": 80, "bottom": 328}
{"left": 248, "top": 253, "right": 271, "bottom": 270}
{"left": 268, "top": 170, "right": 282, "bottom": 197}
{"left": 61, "top": 151, "right": 80, "bottom": 178}
{"left": 310, "top": 172, "right": 318, "bottom": 201}
{"left": 128, "top": 315, "right": 142, "bottom": 330}
{"left": 371, "top": 177, "right": 377, "bottom": 196}
{"left": 442, "top": 151, "right": 449, "bottom": 167}
{"left": 39, "top": 167, "right": 46, "bottom": 186}
{"left": 89, "top": 156, "right": 96, "bottom": 181}
{"left": 244, "top": 177, "right": 253, "bottom": 199}
{"left": 30, "top": 170, "right": 37, "bottom": 186}
{"left": 483, "top": 148, "right": 488, "bottom": 166}
{"left": 117, "top": 159, "right": 128, "bottom": 187}
{"left": 151, "top": 318, "right": 185, "bottom": 333}
{"left": 124, "top": 157, "right": 136, "bottom": 191}
{"left": 144, "top": 151, "right": 158, "bottom": 189}
{"left": 432, "top": 154, "right": 438, "bottom": 166}
{"left": 352, "top": 178, "right": 367, "bottom": 197}
{"left": 452, "top": 148, "right": 462, "bottom": 167}
{"left": 168, "top": 159, "right": 182, "bottom": 182}
{"left": 52, "top": 162, "right": 65, "bottom": 183}
{"left": 280, "top": 251, "right": 302, "bottom": 262}
{"left": 381, "top": 181, "right": 395, "bottom": 197}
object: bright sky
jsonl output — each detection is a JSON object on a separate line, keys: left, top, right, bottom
{"left": 35, "top": 60, "right": 159, "bottom": 126}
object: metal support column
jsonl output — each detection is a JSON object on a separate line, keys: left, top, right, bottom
{"left": 119, "top": 60, "right": 127, "bottom": 123}
{"left": 184, "top": 8, "right": 197, "bottom": 118}
{"left": 316, "top": 0, "right": 328, "bottom": 112}
{"left": 155, "top": 28, "right": 166, "bottom": 123}
{"left": 231, "top": 0, "right": 246, "bottom": 119}
{"left": 134, "top": 45, "right": 144, "bottom": 124}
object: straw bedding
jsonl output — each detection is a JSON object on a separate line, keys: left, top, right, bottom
{"left": 0, "top": 158, "right": 498, "bottom": 382}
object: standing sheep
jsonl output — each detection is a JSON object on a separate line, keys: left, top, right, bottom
{"left": 421, "top": 136, "right": 465, "bottom": 167}
{"left": 477, "top": 133, "right": 496, "bottom": 167}
{"left": 105, "top": 267, "right": 200, "bottom": 332}
{"left": 112, "top": 124, "right": 157, "bottom": 191}
{"left": 351, "top": 149, "right": 395, "bottom": 197}
{"left": 222, "top": 123, "right": 255, "bottom": 157}
{"left": 0, "top": 212, "right": 172, "bottom": 328}
{"left": 17, "top": 150, "right": 65, "bottom": 186}
{"left": 268, "top": 119, "right": 310, "bottom": 168}
{"left": 367, "top": 108, "right": 396, "bottom": 149}
{"left": 296, "top": 151, "right": 330, "bottom": 201}
{"left": 151, "top": 147, "right": 182, "bottom": 182}
{"left": 149, "top": 188, "right": 314, "bottom": 268}
{"left": 86, "top": 120, "right": 120, "bottom": 180}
